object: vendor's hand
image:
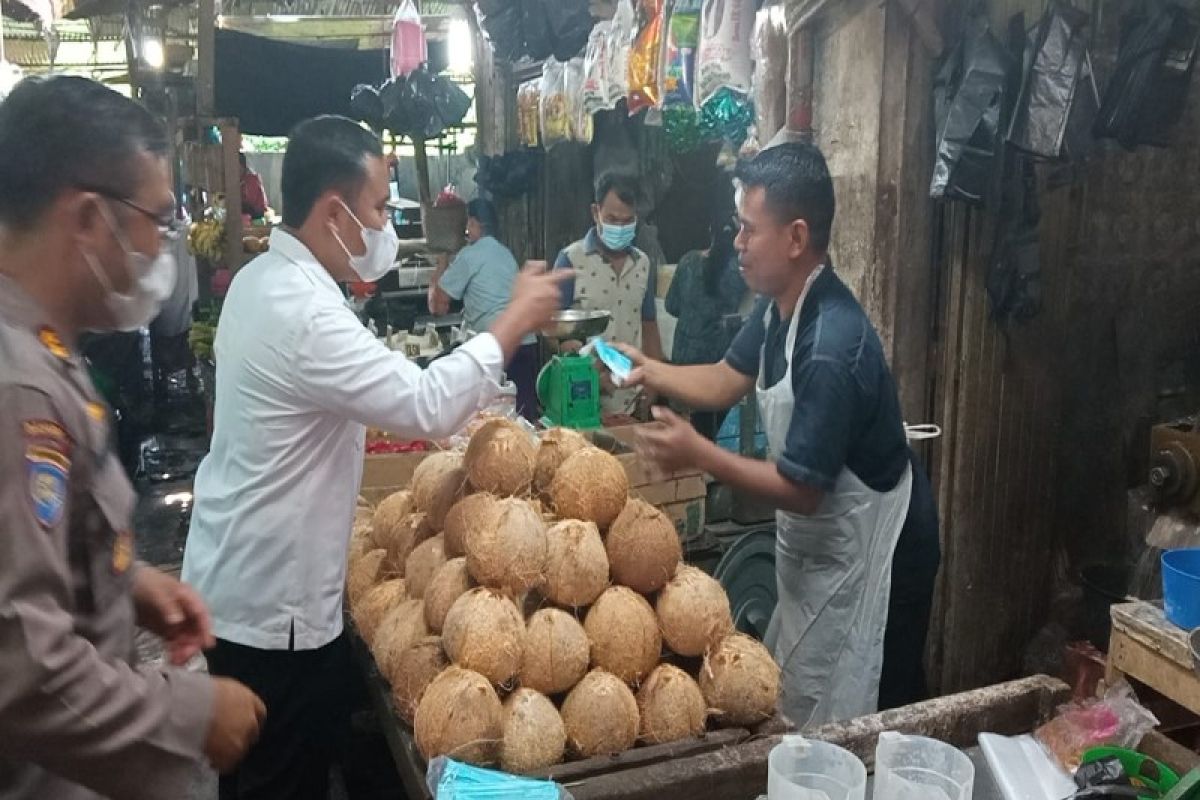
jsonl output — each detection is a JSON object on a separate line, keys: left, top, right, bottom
{"left": 132, "top": 566, "right": 216, "bottom": 666}
{"left": 427, "top": 285, "right": 450, "bottom": 316}
{"left": 205, "top": 677, "right": 266, "bottom": 773}
{"left": 635, "top": 406, "right": 708, "bottom": 473}
{"left": 598, "top": 368, "right": 617, "bottom": 395}
{"left": 506, "top": 261, "right": 573, "bottom": 333}
{"left": 560, "top": 339, "right": 583, "bottom": 354}
{"left": 614, "top": 343, "right": 657, "bottom": 391}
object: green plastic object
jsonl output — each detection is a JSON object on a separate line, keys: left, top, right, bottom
{"left": 536, "top": 354, "right": 601, "bottom": 430}
{"left": 1081, "top": 747, "right": 1179, "bottom": 795}
{"left": 1163, "top": 769, "right": 1200, "bottom": 800}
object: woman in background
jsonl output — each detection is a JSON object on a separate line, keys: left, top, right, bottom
{"left": 664, "top": 197, "right": 747, "bottom": 440}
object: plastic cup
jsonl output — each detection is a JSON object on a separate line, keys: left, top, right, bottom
{"left": 872, "top": 732, "right": 974, "bottom": 800}
{"left": 768, "top": 736, "right": 867, "bottom": 800}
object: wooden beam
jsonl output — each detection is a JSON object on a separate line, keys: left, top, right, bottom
{"left": 197, "top": 0, "right": 215, "bottom": 115}
{"left": 219, "top": 119, "right": 244, "bottom": 271}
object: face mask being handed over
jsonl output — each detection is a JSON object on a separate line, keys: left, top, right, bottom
{"left": 332, "top": 199, "right": 400, "bottom": 282}
{"left": 599, "top": 219, "right": 637, "bottom": 251}
{"left": 83, "top": 202, "right": 177, "bottom": 332}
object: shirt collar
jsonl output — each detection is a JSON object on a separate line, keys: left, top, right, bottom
{"left": 770, "top": 260, "right": 837, "bottom": 328}
{"left": 268, "top": 228, "right": 343, "bottom": 297}
{"left": 0, "top": 273, "right": 49, "bottom": 330}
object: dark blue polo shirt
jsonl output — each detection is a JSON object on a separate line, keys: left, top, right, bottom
{"left": 724, "top": 266, "right": 909, "bottom": 493}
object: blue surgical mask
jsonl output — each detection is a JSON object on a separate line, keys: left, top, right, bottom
{"left": 599, "top": 220, "right": 637, "bottom": 251}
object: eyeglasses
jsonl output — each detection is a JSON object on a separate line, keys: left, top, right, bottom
{"left": 81, "top": 186, "right": 184, "bottom": 241}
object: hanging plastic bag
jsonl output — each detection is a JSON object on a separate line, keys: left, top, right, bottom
{"left": 390, "top": 0, "right": 427, "bottom": 79}
{"left": 476, "top": 0, "right": 523, "bottom": 62}
{"left": 1094, "top": 0, "right": 1199, "bottom": 150}
{"left": 608, "top": 0, "right": 637, "bottom": 108}
{"left": 582, "top": 21, "right": 614, "bottom": 116}
{"left": 1007, "top": 3, "right": 1097, "bottom": 160}
{"left": 664, "top": 8, "right": 700, "bottom": 107}
{"left": 350, "top": 84, "right": 384, "bottom": 130}
{"left": 540, "top": 58, "right": 571, "bottom": 148}
{"left": 521, "top": 0, "right": 555, "bottom": 61}
{"left": 930, "top": 17, "right": 1016, "bottom": 203}
{"left": 752, "top": 5, "right": 788, "bottom": 143}
{"left": 517, "top": 79, "right": 541, "bottom": 147}
{"left": 545, "top": 0, "right": 595, "bottom": 61}
{"left": 628, "top": 0, "right": 670, "bottom": 115}
{"left": 564, "top": 56, "right": 593, "bottom": 143}
{"left": 696, "top": 0, "right": 755, "bottom": 109}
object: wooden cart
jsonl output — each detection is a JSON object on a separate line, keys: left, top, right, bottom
{"left": 349, "top": 626, "right": 1077, "bottom": 800}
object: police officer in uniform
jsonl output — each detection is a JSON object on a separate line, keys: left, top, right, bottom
{"left": 0, "top": 75, "right": 265, "bottom": 799}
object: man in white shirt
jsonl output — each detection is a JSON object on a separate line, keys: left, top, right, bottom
{"left": 181, "top": 115, "right": 567, "bottom": 800}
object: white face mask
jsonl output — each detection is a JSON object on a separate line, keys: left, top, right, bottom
{"left": 331, "top": 199, "right": 399, "bottom": 282}
{"left": 83, "top": 203, "right": 178, "bottom": 332}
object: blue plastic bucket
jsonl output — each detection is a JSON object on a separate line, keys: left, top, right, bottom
{"left": 1162, "top": 549, "right": 1200, "bottom": 629}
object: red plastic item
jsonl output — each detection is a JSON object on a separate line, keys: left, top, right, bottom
{"left": 434, "top": 185, "right": 465, "bottom": 208}
{"left": 365, "top": 439, "right": 429, "bottom": 455}
{"left": 348, "top": 281, "right": 377, "bottom": 299}
{"left": 389, "top": 0, "right": 427, "bottom": 79}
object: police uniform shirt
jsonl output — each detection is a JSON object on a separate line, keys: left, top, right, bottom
{"left": 0, "top": 274, "right": 213, "bottom": 800}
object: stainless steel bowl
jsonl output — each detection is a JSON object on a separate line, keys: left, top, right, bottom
{"left": 540, "top": 309, "right": 612, "bottom": 341}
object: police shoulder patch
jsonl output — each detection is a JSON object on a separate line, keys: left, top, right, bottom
{"left": 27, "top": 448, "right": 68, "bottom": 529}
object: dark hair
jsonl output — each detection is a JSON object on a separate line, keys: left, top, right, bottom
{"left": 466, "top": 197, "right": 498, "bottom": 235}
{"left": 281, "top": 115, "right": 383, "bottom": 227}
{"left": 704, "top": 190, "right": 738, "bottom": 296}
{"left": 734, "top": 142, "right": 835, "bottom": 252}
{"left": 593, "top": 172, "right": 638, "bottom": 208}
{"left": 0, "top": 75, "right": 168, "bottom": 229}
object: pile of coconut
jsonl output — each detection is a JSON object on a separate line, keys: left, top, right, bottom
{"left": 345, "top": 421, "right": 780, "bottom": 775}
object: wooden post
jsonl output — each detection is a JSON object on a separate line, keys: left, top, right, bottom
{"left": 197, "top": 0, "right": 216, "bottom": 116}
{"left": 411, "top": 135, "right": 433, "bottom": 207}
{"left": 219, "top": 120, "right": 243, "bottom": 271}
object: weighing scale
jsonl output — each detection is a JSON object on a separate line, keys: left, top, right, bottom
{"left": 536, "top": 309, "right": 612, "bottom": 430}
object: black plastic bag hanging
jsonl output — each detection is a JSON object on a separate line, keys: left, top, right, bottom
{"left": 520, "top": 0, "right": 555, "bottom": 60}
{"left": 1007, "top": 3, "right": 1099, "bottom": 161}
{"left": 545, "top": 0, "right": 594, "bottom": 61}
{"left": 930, "top": 18, "right": 1017, "bottom": 204}
{"left": 431, "top": 76, "right": 473, "bottom": 129}
{"left": 476, "top": 0, "right": 524, "bottom": 62}
{"left": 350, "top": 84, "right": 384, "bottom": 130}
{"left": 474, "top": 150, "right": 543, "bottom": 198}
{"left": 1094, "top": 1, "right": 1199, "bottom": 150}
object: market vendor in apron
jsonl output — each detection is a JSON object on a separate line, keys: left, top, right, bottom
{"left": 619, "top": 142, "right": 913, "bottom": 727}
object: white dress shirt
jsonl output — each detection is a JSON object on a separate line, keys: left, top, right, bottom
{"left": 182, "top": 229, "right": 504, "bottom": 651}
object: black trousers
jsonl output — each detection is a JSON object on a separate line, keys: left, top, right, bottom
{"left": 878, "top": 449, "right": 941, "bottom": 711}
{"left": 207, "top": 633, "right": 351, "bottom": 800}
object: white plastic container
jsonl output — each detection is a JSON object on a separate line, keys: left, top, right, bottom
{"left": 768, "top": 736, "right": 867, "bottom": 800}
{"left": 873, "top": 732, "right": 974, "bottom": 800}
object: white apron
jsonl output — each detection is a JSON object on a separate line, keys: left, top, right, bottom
{"left": 759, "top": 269, "right": 912, "bottom": 728}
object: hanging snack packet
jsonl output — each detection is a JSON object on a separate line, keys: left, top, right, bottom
{"left": 518, "top": 79, "right": 541, "bottom": 147}
{"left": 664, "top": 9, "right": 700, "bottom": 106}
{"left": 565, "top": 56, "right": 594, "bottom": 143}
{"left": 539, "top": 58, "right": 572, "bottom": 148}
{"left": 696, "top": 0, "right": 754, "bottom": 108}
{"left": 628, "top": 0, "right": 671, "bottom": 115}
{"left": 582, "top": 21, "right": 614, "bottom": 115}
{"left": 608, "top": 0, "right": 637, "bottom": 108}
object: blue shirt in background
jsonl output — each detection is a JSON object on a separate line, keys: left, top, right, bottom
{"left": 724, "top": 265, "right": 908, "bottom": 494}
{"left": 439, "top": 235, "right": 534, "bottom": 345}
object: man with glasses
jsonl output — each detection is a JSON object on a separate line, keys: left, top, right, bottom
{"left": 0, "top": 75, "right": 265, "bottom": 799}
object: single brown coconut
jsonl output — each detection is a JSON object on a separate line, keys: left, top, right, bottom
{"left": 606, "top": 499, "right": 681, "bottom": 594}
{"left": 405, "top": 535, "right": 447, "bottom": 599}
{"left": 347, "top": 548, "right": 388, "bottom": 608}
{"left": 424, "top": 557, "right": 473, "bottom": 632}
{"left": 584, "top": 587, "right": 662, "bottom": 685}
{"left": 384, "top": 512, "right": 434, "bottom": 576}
{"left": 520, "top": 608, "right": 590, "bottom": 696}
{"left": 371, "top": 490, "right": 414, "bottom": 549}
{"left": 442, "top": 588, "right": 526, "bottom": 687}
{"left": 549, "top": 448, "right": 629, "bottom": 529}
{"left": 699, "top": 634, "right": 781, "bottom": 726}
{"left": 534, "top": 428, "right": 590, "bottom": 495}
{"left": 414, "top": 667, "right": 502, "bottom": 765}
{"left": 443, "top": 493, "right": 498, "bottom": 558}
{"left": 655, "top": 565, "right": 734, "bottom": 657}
{"left": 348, "top": 522, "right": 374, "bottom": 564}
{"left": 353, "top": 578, "right": 407, "bottom": 647}
{"left": 388, "top": 636, "right": 450, "bottom": 726}
{"left": 637, "top": 664, "right": 707, "bottom": 744}
{"left": 464, "top": 498, "right": 547, "bottom": 593}
{"left": 464, "top": 418, "right": 535, "bottom": 497}
{"left": 371, "top": 599, "right": 431, "bottom": 682}
{"left": 561, "top": 670, "right": 639, "bottom": 758}
{"left": 501, "top": 689, "right": 567, "bottom": 773}
{"left": 543, "top": 519, "right": 609, "bottom": 608}
{"left": 411, "top": 450, "right": 468, "bottom": 530}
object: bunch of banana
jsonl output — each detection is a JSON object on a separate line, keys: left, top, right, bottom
{"left": 188, "top": 219, "right": 225, "bottom": 262}
{"left": 189, "top": 322, "right": 217, "bottom": 362}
